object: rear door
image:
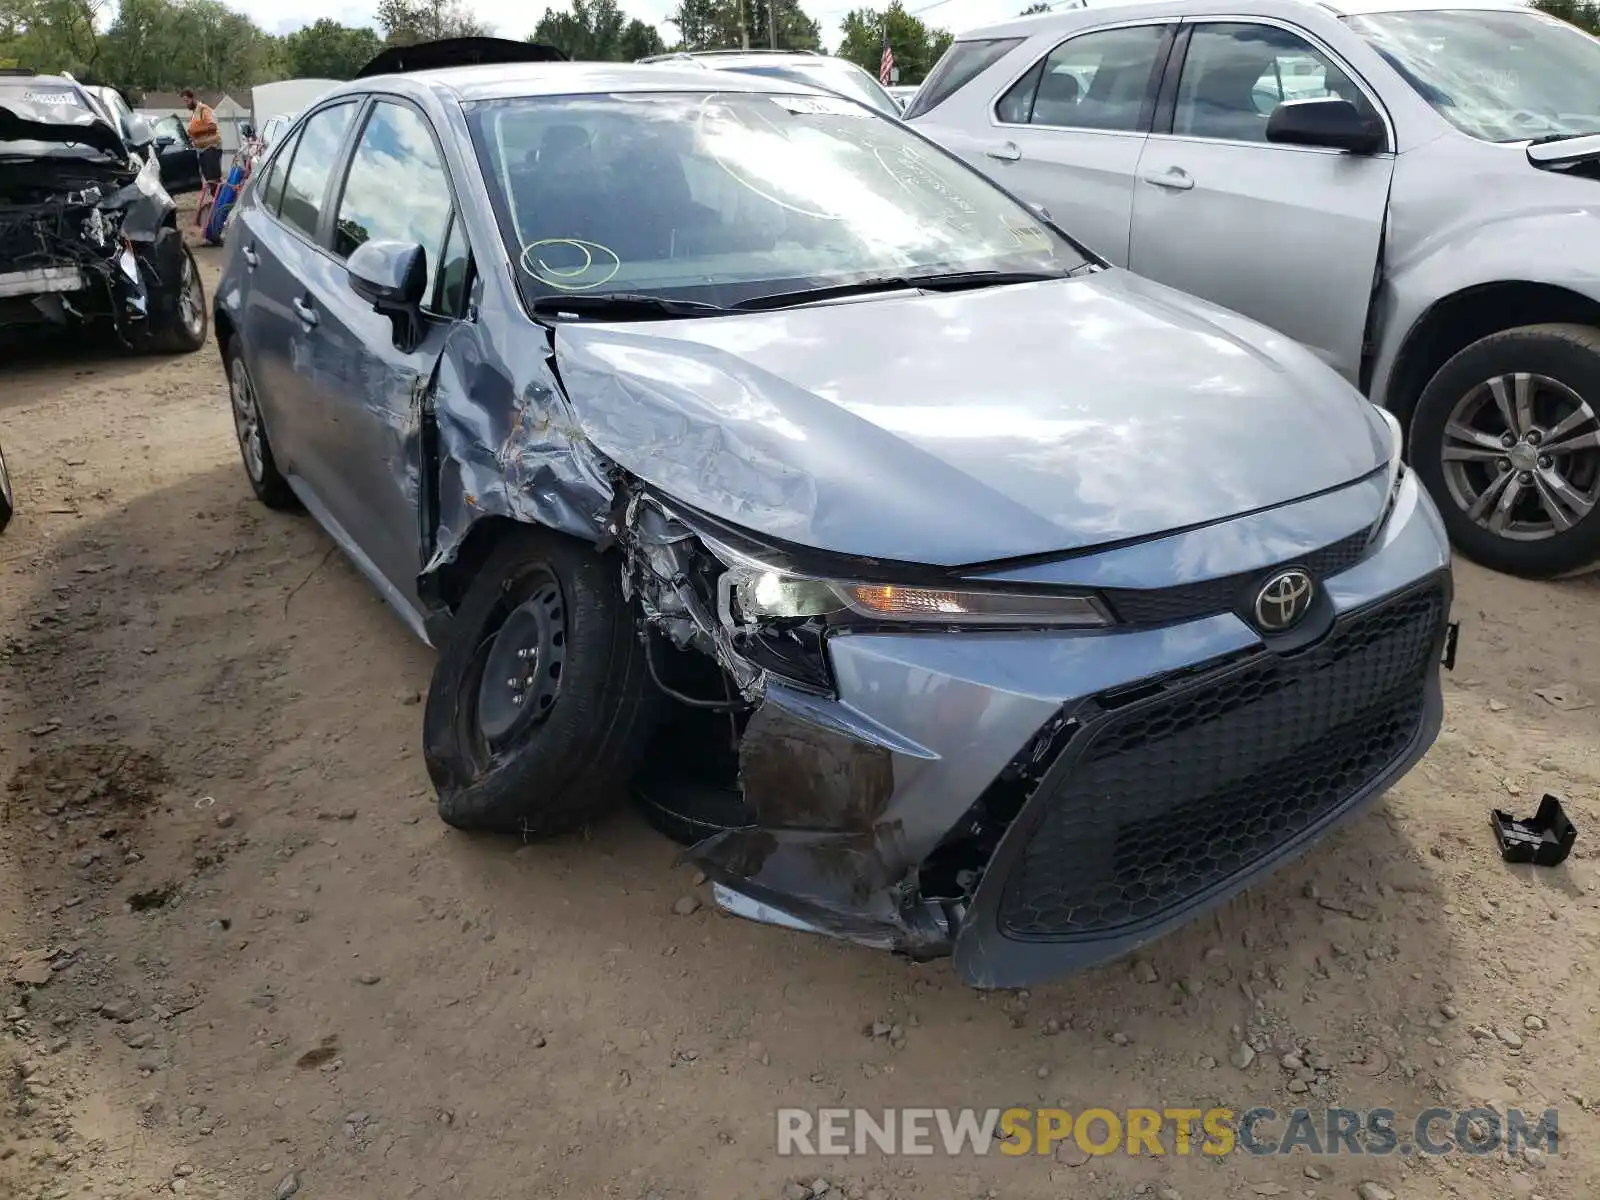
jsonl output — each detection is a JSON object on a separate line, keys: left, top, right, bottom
{"left": 293, "top": 96, "right": 465, "bottom": 606}
{"left": 1128, "top": 20, "right": 1394, "bottom": 381}
{"left": 236, "top": 101, "right": 360, "bottom": 495}
{"left": 977, "top": 23, "right": 1176, "bottom": 266}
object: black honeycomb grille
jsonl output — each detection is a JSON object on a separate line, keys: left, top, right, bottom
{"left": 997, "top": 583, "right": 1444, "bottom": 940}
{"left": 1101, "top": 530, "right": 1370, "bottom": 627}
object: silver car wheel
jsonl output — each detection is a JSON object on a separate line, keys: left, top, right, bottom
{"left": 1440, "top": 371, "right": 1600, "bottom": 542}
{"left": 177, "top": 253, "right": 204, "bottom": 340}
{"left": 229, "top": 356, "right": 265, "bottom": 482}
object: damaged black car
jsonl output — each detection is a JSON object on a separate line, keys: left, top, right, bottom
{"left": 214, "top": 48, "right": 1453, "bottom": 988}
{"left": 0, "top": 70, "right": 206, "bottom": 350}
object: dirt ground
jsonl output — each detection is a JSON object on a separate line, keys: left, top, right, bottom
{"left": 2, "top": 242, "right": 1598, "bottom": 1200}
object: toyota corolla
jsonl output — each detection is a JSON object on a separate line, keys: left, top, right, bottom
{"left": 212, "top": 43, "right": 1455, "bottom": 987}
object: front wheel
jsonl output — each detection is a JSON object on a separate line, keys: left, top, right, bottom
{"left": 1411, "top": 323, "right": 1600, "bottom": 578}
{"left": 423, "top": 527, "right": 658, "bottom": 837}
{"left": 139, "top": 232, "right": 208, "bottom": 354}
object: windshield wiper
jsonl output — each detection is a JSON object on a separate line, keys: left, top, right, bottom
{"left": 731, "top": 269, "right": 1075, "bottom": 312}
{"left": 530, "top": 292, "right": 728, "bottom": 321}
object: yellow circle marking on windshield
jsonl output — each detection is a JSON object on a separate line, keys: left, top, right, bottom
{"left": 521, "top": 238, "right": 621, "bottom": 291}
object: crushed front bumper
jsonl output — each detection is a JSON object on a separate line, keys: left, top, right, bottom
{"left": 689, "top": 469, "right": 1453, "bottom": 987}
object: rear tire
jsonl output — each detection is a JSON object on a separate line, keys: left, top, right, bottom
{"left": 225, "top": 343, "right": 295, "bottom": 510}
{"left": 0, "top": 436, "right": 13, "bottom": 534}
{"left": 1411, "top": 323, "right": 1600, "bottom": 578}
{"left": 423, "top": 527, "right": 657, "bottom": 837}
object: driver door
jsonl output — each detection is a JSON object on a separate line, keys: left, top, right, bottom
{"left": 1128, "top": 20, "right": 1395, "bottom": 383}
{"left": 152, "top": 115, "right": 203, "bottom": 194}
{"left": 294, "top": 97, "right": 467, "bottom": 610}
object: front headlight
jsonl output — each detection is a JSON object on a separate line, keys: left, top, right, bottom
{"left": 1369, "top": 405, "right": 1407, "bottom": 545}
{"left": 721, "top": 561, "right": 1112, "bottom": 628}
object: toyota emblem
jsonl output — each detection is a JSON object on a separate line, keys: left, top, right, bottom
{"left": 1253, "top": 568, "right": 1315, "bottom": 633}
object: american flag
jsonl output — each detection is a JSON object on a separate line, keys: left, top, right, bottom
{"left": 878, "top": 32, "right": 895, "bottom": 86}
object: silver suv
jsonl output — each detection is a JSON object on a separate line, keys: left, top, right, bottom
{"left": 638, "top": 49, "right": 903, "bottom": 117}
{"left": 909, "top": 0, "right": 1600, "bottom": 578}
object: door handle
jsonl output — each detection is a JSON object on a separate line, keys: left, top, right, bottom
{"left": 241, "top": 244, "right": 258, "bottom": 268}
{"left": 292, "top": 297, "right": 318, "bottom": 328}
{"left": 1140, "top": 166, "right": 1194, "bottom": 191}
{"left": 985, "top": 141, "right": 1022, "bottom": 162}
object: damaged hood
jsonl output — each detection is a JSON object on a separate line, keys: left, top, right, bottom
{"left": 0, "top": 79, "right": 126, "bottom": 160}
{"left": 552, "top": 270, "right": 1390, "bottom": 566}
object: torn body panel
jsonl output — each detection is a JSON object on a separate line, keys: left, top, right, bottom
{"left": 0, "top": 149, "right": 176, "bottom": 343}
{"left": 417, "top": 321, "right": 618, "bottom": 618}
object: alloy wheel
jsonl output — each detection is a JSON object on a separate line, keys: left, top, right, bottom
{"left": 1439, "top": 371, "right": 1600, "bottom": 541}
{"left": 177, "top": 253, "right": 204, "bottom": 339}
{"left": 229, "top": 357, "right": 265, "bottom": 482}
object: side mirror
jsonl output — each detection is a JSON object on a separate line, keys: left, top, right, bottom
{"left": 155, "top": 135, "right": 175, "bottom": 148}
{"left": 348, "top": 239, "right": 428, "bottom": 348}
{"left": 348, "top": 239, "right": 428, "bottom": 310}
{"left": 1266, "top": 97, "right": 1385, "bottom": 154}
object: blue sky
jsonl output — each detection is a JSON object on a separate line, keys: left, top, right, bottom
{"left": 241, "top": 0, "right": 1028, "bottom": 53}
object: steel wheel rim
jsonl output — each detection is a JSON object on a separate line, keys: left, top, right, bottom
{"left": 229, "top": 357, "right": 265, "bottom": 482}
{"left": 1440, "top": 371, "right": 1600, "bottom": 542}
{"left": 473, "top": 567, "right": 567, "bottom": 749}
{"left": 177, "top": 253, "right": 203, "bottom": 337}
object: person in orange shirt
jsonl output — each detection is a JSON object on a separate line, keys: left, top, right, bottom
{"left": 181, "top": 87, "right": 224, "bottom": 185}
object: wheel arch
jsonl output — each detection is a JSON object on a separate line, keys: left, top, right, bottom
{"left": 1385, "top": 282, "right": 1600, "bottom": 439}
{"left": 419, "top": 512, "right": 613, "bottom": 623}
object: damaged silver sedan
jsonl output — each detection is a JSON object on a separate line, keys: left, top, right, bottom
{"left": 214, "top": 50, "right": 1455, "bottom": 987}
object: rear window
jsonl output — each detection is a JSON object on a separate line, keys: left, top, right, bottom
{"left": 904, "top": 37, "right": 1024, "bottom": 119}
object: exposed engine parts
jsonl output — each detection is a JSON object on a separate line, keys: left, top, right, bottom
{"left": 615, "top": 486, "right": 765, "bottom": 704}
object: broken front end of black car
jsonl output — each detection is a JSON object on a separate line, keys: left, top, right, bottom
{"left": 0, "top": 74, "right": 206, "bottom": 351}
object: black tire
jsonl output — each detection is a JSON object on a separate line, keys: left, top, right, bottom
{"left": 140, "top": 231, "right": 208, "bottom": 354}
{"left": 224, "top": 342, "right": 296, "bottom": 510}
{"left": 1411, "top": 323, "right": 1600, "bottom": 578}
{"left": 423, "top": 527, "right": 657, "bottom": 837}
{"left": 0, "top": 436, "right": 13, "bottom": 534}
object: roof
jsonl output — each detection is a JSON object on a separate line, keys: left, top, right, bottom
{"left": 639, "top": 49, "right": 824, "bottom": 64}
{"left": 336, "top": 60, "right": 818, "bottom": 104}
{"left": 959, "top": 0, "right": 1533, "bottom": 37}
{"left": 138, "top": 89, "right": 237, "bottom": 111}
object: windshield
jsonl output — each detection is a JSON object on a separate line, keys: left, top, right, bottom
{"left": 726, "top": 60, "right": 902, "bottom": 116}
{"left": 1348, "top": 9, "right": 1600, "bottom": 142}
{"left": 467, "top": 90, "right": 1088, "bottom": 312}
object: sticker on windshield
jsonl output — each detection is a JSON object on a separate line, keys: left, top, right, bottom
{"left": 767, "top": 94, "right": 868, "bottom": 118}
{"left": 20, "top": 90, "right": 80, "bottom": 106}
{"left": 1004, "top": 222, "right": 1051, "bottom": 252}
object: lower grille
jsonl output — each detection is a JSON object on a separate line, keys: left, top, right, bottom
{"left": 998, "top": 582, "right": 1444, "bottom": 940}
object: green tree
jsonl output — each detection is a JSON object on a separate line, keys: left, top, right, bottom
{"left": 1019, "top": 2, "right": 1050, "bottom": 12}
{"left": 102, "top": 0, "right": 185, "bottom": 88}
{"left": 376, "top": 0, "right": 490, "bottom": 47}
{"left": 0, "top": 0, "right": 106, "bottom": 75}
{"left": 666, "top": 0, "right": 820, "bottom": 51}
{"left": 1533, "top": 0, "right": 1600, "bottom": 32}
{"left": 837, "top": 2, "right": 951, "bottom": 85}
{"left": 284, "top": 18, "right": 383, "bottom": 78}
{"left": 531, "top": 0, "right": 665, "bottom": 60}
